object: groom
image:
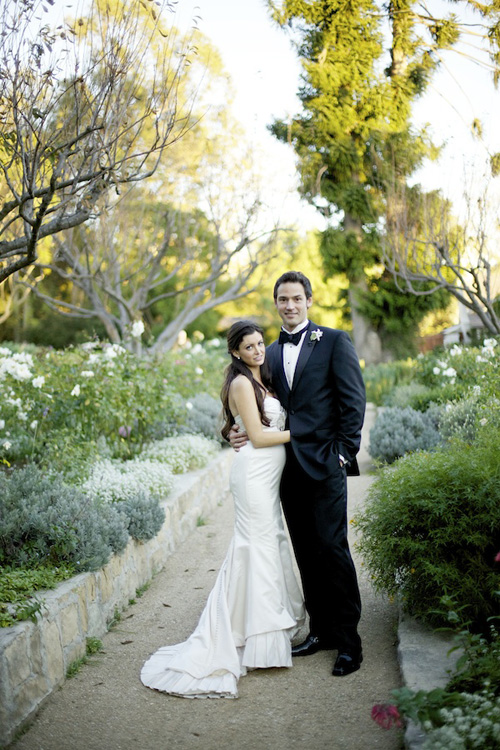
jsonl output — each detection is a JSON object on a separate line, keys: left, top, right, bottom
{"left": 232, "top": 270, "right": 366, "bottom": 675}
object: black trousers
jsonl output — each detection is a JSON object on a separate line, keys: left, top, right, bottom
{"left": 280, "top": 446, "right": 362, "bottom": 653}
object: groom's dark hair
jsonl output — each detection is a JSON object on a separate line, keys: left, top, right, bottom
{"left": 273, "top": 271, "right": 313, "bottom": 300}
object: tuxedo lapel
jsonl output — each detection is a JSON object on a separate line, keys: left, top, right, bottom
{"left": 292, "top": 323, "right": 317, "bottom": 390}
{"left": 268, "top": 342, "right": 290, "bottom": 397}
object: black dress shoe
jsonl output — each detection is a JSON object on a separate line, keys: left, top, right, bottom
{"left": 332, "top": 650, "right": 363, "bottom": 676}
{"left": 291, "top": 635, "right": 337, "bottom": 657}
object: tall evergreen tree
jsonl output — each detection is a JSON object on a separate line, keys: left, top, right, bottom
{"left": 269, "top": 0, "right": 500, "bottom": 360}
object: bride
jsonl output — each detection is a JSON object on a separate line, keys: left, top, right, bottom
{"left": 140, "top": 320, "right": 305, "bottom": 698}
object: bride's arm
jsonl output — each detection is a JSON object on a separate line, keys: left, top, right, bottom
{"left": 229, "top": 377, "right": 290, "bottom": 448}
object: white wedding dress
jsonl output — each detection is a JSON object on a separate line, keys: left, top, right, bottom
{"left": 141, "top": 396, "right": 305, "bottom": 698}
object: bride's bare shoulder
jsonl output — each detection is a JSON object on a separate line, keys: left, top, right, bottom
{"left": 230, "top": 375, "right": 253, "bottom": 394}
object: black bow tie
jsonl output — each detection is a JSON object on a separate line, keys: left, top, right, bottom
{"left": 278, "top": 325, "right": 309, "bottom": 346}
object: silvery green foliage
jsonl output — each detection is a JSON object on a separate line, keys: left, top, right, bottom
{"left": 384, "top": 382, "right": 431, "bottom": 409}
{"left": 184, "top": 392, "right": 222, "bottom": 441}
{"left": 122, "top": 493, "right": 165, "bottom": 542}
{"left": 97, "top": 501, "right": 130, "bottom": 554}
{"left": 369, "top": 406, "right": 442, "bottom": 463}
{"left": 438, "top": 398, "right": 480, "bottom": 444}
{"left": 0, "top": 466, "right": 127, "bottom": 571}
{"left": 82, "top": 458, "right": 175, "bottom": 503}
{"left": 422, "top": 690, "right": 500, "bottom": 749}
{"left": 140, "top": 434, "right": 219, "bottom": 474}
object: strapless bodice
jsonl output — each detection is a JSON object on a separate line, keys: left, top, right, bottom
{"left": 234, "top": 395, "right": 286, "bottom": 433}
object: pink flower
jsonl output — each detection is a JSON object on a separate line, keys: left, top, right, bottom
{"left": 495, "top": 551, "right": 500, "bottom": 563}
{"left": 118, "top": 425, "right": 132, "bottom": 438}
{"left": 371, "top": 703, "right": 403, "bottom": 730}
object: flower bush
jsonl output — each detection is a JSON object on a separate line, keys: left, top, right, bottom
{"left": 82, "top": 458, "right": 175, "bottom": 504}
{"left": 140, "top": 434, "right": 220, "bottom": 473}
{"left": 0, "top": 340, "right": 228, "bottom": 470}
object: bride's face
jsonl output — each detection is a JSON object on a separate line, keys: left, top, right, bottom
{"left": 234, "top": 332, "right": 266, "bottom": 368}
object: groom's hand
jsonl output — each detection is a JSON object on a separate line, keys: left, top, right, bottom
{"left": 229, "top": 424, "right": 248, "bottom": 452}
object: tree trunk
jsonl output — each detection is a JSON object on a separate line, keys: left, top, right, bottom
{"left": 348, "top": 280, "right": 383, "bottom": 365}
{"left": 343, "top": 213, "right": 384, "bottom": 364}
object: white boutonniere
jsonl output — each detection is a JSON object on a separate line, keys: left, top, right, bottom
{"left": 310, "top": 329, "right": 323, "bottom": 342}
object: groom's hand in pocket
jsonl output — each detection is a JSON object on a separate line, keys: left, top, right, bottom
{"left": 229, "top": 424, "right": 248, "bottom": 452}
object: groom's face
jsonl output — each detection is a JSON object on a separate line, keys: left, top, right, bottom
{"left": 275, "top": 282, "right": 312, "bottom": 331}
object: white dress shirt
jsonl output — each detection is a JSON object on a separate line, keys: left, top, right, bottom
{"left": 281, "top": 319, "right": 310, "bottom": 389}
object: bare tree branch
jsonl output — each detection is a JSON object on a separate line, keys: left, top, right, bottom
{"left": 382, "top": 180, "right": 500, "bottom": 335}
{"left": 0, "top": 0, "right": 195, "bottom": 283}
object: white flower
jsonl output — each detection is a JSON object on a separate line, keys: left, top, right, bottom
{"left": 32, "top": 375, "right": 45, "bottom": 388}
{"left": 185, "top": 401, "right": 193, "bottom": 410}
{"left": 195, "top": 367, "right": 203, "bottom": 375}
{"left": 310, "top": 329, "right": 323, "bottom": 342}
{"left": 0, "top": 420, "right": 4, "bottom": 430}
{"left": 0, "top": 347, "right": 11, "bottom": 356}
{"left": 131, "top": 320, "right": 145, "bottom": 338}
{"left": 2, "top": 440, "right": 12, "bottom": 450}
{"left": 18, "top": 411, "right": 27, "bottom": 422}
{"left": 208, "top": 338, "right": 221, "bottom": 347}
{"left": 472, "top": 385, "right": 481, "bottom": 396}
{"left": 88, "top": 353, "right": 100, "bottom": 364}
{"left": 30, "top": 420, "right": 38, "bottom": 430}
{"left": 433, "top": 367, "right": 441, "bottom": 375}
{"left": 449, "top": 345, "right": 462, "bottom": 356}
{"left": 476, "top": 355, "right": 487, "bottom": 363}
{"left": 191, "top": 343, "right": 203, "bottom": 355}
{"left": 0, "top": 358, "right": 32, "bottom": 381}
{"left": 82, "top": 458, "right": 175, "bottom": 504}
{"left": 483, "top": 338, "right": 497, "bottom": 348}
{"left": 482, "top": 344, "right": 496, "bottom": 357}
{"left": 480, "top": 417, "right": 488, "bottom": 426}
{"left": 81, "top": 370, "right": 94, "bottom": 377}
{"left": 443, "top": 367, "right": 457, "bottom": 378}
{"left": 71, "top": 384, "right": 81, "bottom": 396}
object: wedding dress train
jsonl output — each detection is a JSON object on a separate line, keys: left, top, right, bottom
{"left": 140, "top": 396, "right": 305, "bottom": 698}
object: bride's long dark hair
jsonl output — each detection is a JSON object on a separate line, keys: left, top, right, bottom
{"left": 220, "top": 320, "right": 273, "bottom": 441}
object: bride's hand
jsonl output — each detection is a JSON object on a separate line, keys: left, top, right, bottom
{"left": 229, "top": 423, "right": 248, "bottom": 452}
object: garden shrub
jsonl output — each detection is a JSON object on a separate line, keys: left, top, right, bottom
{"left": 0, "top": 465, "right": 127, "bottom": 571}
{"left": 356, "top": 428, "right": 500, "bottom": 631}
{"left": 122, "top": 493, "right": 166, "bottom": 542}
{"left": 362, "top": 359, "right": 416, "bottom": 405}
{"left": 368, "top": 406, "right": 442, "bottom": 463}
{"left": 184, "top": 393, "right": 222, "bottom": 441}
{"left": 81, "top": 458, "right": 175, "bottom": 503}
{"left": 140, "top": 434, "right": 220, "bottom": 473}
{"left": 438, "top": 397, "right": 481, "bottom": 444}
{"left": 383, "top": 382, "right": 431, "bottom": 409}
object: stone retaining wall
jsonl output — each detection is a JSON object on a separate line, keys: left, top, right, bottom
{"left": 0, "top": 448, "right": 233, "bottom": 747}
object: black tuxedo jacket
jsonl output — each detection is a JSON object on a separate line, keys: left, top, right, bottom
{"left": 267, "top": 322, "right": 366, "bottom": 481}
